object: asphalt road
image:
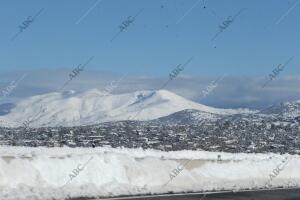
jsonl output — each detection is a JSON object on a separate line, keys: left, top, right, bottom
{"left": 79, "top": 188, "right": 300, "bottom": 200}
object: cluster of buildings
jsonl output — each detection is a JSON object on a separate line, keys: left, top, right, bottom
{"left": 0, "top": 114, "right": 299, "bottom": 155}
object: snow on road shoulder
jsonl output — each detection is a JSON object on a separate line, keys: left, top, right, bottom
{"left": 0, "top": 146, "right": 299, "bottom": 200}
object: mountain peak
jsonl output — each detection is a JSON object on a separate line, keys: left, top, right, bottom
{"left": 0, "top": 89, "right": 254, "bottom": 127}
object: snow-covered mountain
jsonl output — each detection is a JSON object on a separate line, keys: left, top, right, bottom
{"left": 0, "top": 89, "right": 253, "bottom": 127}
{"left": 259, "top": 101, "right": 300, "bottom": 118}
{"left": 150, "top": 109, "right": 223, "bottom": 125}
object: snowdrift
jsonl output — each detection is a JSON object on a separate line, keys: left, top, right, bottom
{"left": 0, "top": 147, "right": 299, "bottom": 200}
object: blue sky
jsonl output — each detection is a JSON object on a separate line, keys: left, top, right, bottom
{"left": 0, "top": 0, "right": 299, "bottom": 76}
{"left": 0, "top": 0, "right": 300, "bottom": 109}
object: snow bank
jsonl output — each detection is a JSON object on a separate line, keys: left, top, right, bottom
{"left": 0, "top": 147, "right": 299, "bottom": 200}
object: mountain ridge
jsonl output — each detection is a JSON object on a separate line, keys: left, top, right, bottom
{"left": 0, "top": 89, "right": 253, "bottom": 127}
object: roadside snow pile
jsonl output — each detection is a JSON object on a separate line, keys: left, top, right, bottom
{"left": 0, "top": 147, "right": 299, "bottom": 200}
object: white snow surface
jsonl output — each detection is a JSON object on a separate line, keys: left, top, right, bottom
{"left": 0, "top": 146, "right": 299, "bottom": 200}
{"left": 0, "top": 89, "right": 254, "bottom": 127}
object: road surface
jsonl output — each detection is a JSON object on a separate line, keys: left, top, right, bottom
{"left": 76, "top": 188, "right": 300, "bottom": 200}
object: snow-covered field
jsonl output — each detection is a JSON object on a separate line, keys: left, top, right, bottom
{"left": 0, "top": 147, "right": 299, "bottom": 200}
